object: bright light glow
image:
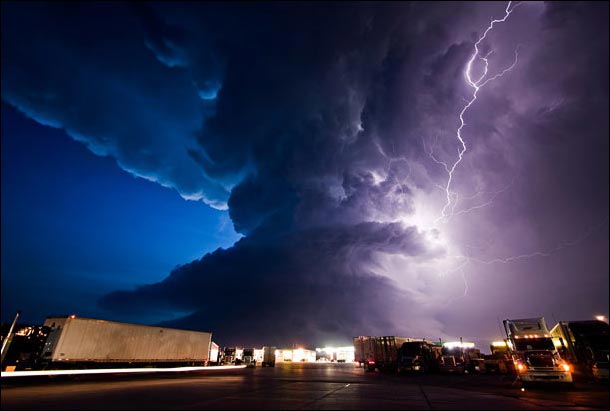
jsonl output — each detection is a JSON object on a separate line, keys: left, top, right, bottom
{"left": 1, "top": 365, "right": 247, "bottom": 378}
{"left": 517, "top": 363, "right": 526, "bottom": 372}
{"left": 316, "top": 346, "right": 355, "bottom": 353}
{"left": 443, "top": 341, "right": 475, "bottom": 349}
{"left": 370, "top": 170, "right": 386, "bottom": 186}
{"left": 595, "top": 315, "right": 607, "bottom": 323}
{"left": 561, "top": 363, "right": 571, "bottom": 372}
{"left": 491, "top": 341, "right": 507, "bottom": 347}
{"left": 400, "top": 190, "right": 443, "bottom": 231}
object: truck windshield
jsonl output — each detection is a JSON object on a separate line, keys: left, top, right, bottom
{"left": 514, "top": 338, "right": 555, "bottom": 351}
{"left": 568, "top": 322, "right": 610, "bottom": 349}
{"left": 401, "top": 342, "right": 423, "bottom": 357}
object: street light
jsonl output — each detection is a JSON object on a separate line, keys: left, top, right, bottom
{"left": 1, "top": 311, "right": 21, "bottom": 366}
{"left": 595, "top": 315, "right": 607, "bottom": 323}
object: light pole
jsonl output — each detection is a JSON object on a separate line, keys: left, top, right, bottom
{"left": 1, "top": 311, "right": 21, "bottom": 366}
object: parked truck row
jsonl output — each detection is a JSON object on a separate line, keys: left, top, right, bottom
{"left": 353, "top": 336, "right": 482, "bottom": 375}
{"left": 2, "top": 314, "right": 607, "bottom": 384}
{"left": 215, "top": 346, "right": 276, "bottom": 367}
{"left": 354, "top": 317, "right": 609, "bottom": 384}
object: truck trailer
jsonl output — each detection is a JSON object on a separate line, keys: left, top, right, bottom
{"left": 353, "top": 336, "right": 422, "bottom": 372}
{"left": 261, "top": 346, "right": 276, "bottom": 367}
{"left": 209, "top": 341, "right": 220, "bottom": 365}
{"left": 503, "top": 317, "right": 572, "bottom": 385}
{"left": 550, "top": 320, "right": 609, "bottom": 380}
{"left": 353, "top": 336, "right": 376, "bottom": 368}
{"left": 40, "top": 316, "right": 212, "bottom": 368}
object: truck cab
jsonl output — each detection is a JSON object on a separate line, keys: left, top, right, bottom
{"left": 243, "top": 348, "right": 256, "bottom": 367}
{"left": 222, "top": 347, "right": 236, "bottom": 365}
{"left": 398, "top": 341, "right": 437, "bottom": 374}
{"left": 504, "top": 318, "right": 573, "bottom": 385}
{"left": 438, "top": 355, "right": 465, "bottom": 374}
{"left": 551, "top": 320, "right": 609, "bottom": 381}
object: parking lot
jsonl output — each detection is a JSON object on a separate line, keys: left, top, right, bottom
{"left": 2, "top": 362, "right": 608, "bottom": 410}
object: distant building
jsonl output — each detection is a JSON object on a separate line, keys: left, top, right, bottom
{"left": 315, "top": 346, "right": 355, "bottom": 362}
{"left": 275, "top": 348, "right": 316, "bottom": 362}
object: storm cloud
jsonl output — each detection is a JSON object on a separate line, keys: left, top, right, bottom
{"left": 2, "top": 2, "right": 607, "bottom": 347}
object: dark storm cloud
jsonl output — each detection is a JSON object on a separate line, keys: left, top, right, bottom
{"left": 94, "top": 3, "right": 449, "bottom": 346}
{"left": 0, "top": 2, "right": 230, "bottom": 208}
{"left": 3, "top": 1, "right": 607, "bottom": 346}
{"left": 101, "top": 221, "right": 434, "bottom": 346}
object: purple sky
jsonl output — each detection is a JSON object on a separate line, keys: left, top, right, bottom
{"left": 1, "top": 2, "right": 608, "bottom": 349}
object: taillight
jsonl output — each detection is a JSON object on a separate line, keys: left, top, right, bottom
{"left": 367, "top": 360, "right": 375, "bottom": 365}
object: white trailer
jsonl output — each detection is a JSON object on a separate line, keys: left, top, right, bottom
{"left": 41, "top": 316, "right": 212, "bottom": 366}
{"left": 209, "top": 341, "right": 220, "bottom": 365}
{"left": 353, "top": 336, "right": 375, "bottom": 367}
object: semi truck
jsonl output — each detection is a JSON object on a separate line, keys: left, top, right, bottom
{"left": 397, "top": 340, "right": 440, "bottom": 374}
{"left": 261, "top": 346, "right": 276, "bottom": 367}
{"left": 353, "top": 336, "right": 422, "bottom": 372}
{"left": 40, "top": 316, "right": 212, "bottom": 368}
{"left": 242, "top": 348, "right": 256, "bottom": 367}
{"left": 482, "top": 341, "right": 512, "bottom": 374}
{"left": 222, "top": 347, "right": 237, "bottom": 365}
{"left": 1, "top": 325, "right": 50, "bottom": 371}
{"left": 550, "top": 320, "right": 609, "bottom": 380}
{"left": 438, "top": 342, "right": 468, "bottom": 374}
{"left": 503, "top": 317, "right": 572, "bottom": 385}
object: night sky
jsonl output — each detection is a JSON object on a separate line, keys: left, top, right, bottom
{"left": 1, "top": 2, "right": 608, "bottom": 349}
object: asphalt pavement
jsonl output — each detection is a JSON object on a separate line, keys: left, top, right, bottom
{"left": 2, "top": 362, "right": 608, "bottom": 410}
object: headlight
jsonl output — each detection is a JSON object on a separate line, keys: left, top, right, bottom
{"left": 516, "top": 362, "right": 527, "bottom": 372}
{"left": 561, "top": 363, "right": 571, "bottom": 372}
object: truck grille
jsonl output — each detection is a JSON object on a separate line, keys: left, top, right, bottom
{"left": 527, "top": 356, "right": 553, "bottom": 367}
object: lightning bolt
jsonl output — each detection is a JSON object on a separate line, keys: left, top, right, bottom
{"left": 403, "top": 2, "right": 607, "bottom": 311}
{"left": 424, "top": 134, "right": 516, "bottom": 221}
{"left": 467, "top": 219, "right": 609, "bottom": 265}
{"left": 434, "top": 1, "right": 521, "bottom": 223}
{"left": 449, "top": 177, "right": 515, "bottom": 218}
{"left": 398, "top": 2, "right": 602, "bottom": 304}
